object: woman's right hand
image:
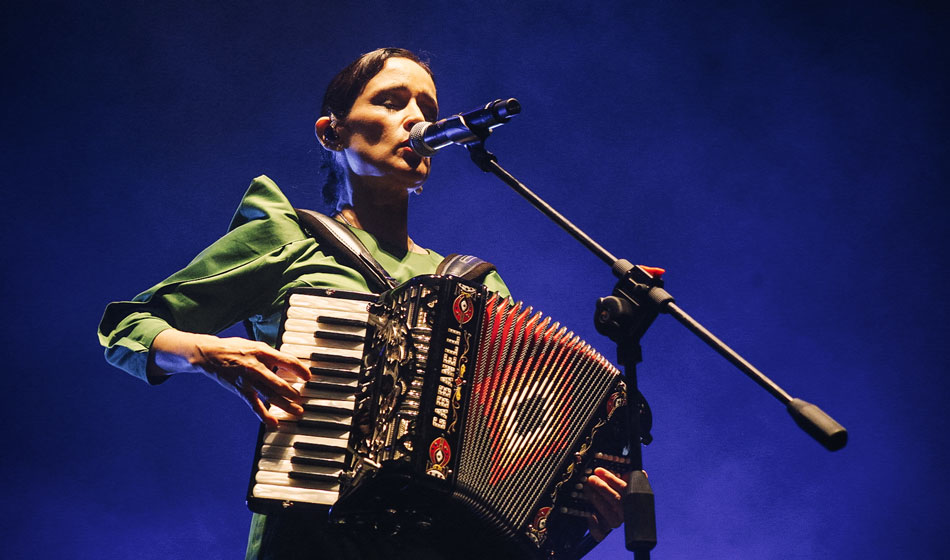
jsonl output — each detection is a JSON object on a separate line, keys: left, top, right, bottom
{"left": 148, "top": 329, "right": 312, "bottom": 427}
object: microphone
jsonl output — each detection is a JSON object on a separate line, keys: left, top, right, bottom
{"left": 409, "top": 98, "right": 521, "bottom": 156}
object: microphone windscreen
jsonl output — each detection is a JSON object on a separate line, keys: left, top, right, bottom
{"left": 409, "top": 122, "right": 436, "bottom": 157}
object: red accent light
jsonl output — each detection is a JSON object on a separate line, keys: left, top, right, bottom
{"left": 639, "top": 266, "right": 665, "bottom": 277}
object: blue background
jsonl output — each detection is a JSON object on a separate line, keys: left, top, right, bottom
{"left": 3, "top": 1, "right": 947, "bottom": 558}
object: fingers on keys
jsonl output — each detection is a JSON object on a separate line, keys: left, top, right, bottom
{"left": 584, "top": 467, "right": 628, "bottom": 540}
{"left": 255, "top": 344, "right": 312, "bottom": 382}
{"left": 238, "top": 345, "right": 310, "bottom": 424}
{"left": 241, "top": 387, "right": 280, "bottom": 428}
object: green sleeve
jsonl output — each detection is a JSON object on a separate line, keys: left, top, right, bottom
{"left": 481, "top": 270, "right": 510, "bottom": 299}
{"left": 96, "top": 175, "right": 315, "bottom": 383}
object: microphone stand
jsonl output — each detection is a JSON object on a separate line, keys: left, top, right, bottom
{"left": 458, "top": 123, "right": 848, "bottom": 560}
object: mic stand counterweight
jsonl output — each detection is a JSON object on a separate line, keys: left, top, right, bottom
{"left": 460, "top": 131, "right": 848, "bottom": 559}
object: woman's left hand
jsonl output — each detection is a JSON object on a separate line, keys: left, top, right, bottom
{"left": 584, "top": 467, "right": 630, "bottom": 542}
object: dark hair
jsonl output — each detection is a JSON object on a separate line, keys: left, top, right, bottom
{"left": 319, "top": 48, "right": 433, "bottom": 210}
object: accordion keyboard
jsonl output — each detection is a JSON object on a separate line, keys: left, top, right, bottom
{"left": 248, "top": 291, "right": 372, "bottom": 507}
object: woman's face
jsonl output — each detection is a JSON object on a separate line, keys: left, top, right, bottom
{"left": 339, "top": 57, "right": 438, "bottom": 190}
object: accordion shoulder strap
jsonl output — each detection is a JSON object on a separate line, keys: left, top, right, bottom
{"left": 294, "top": 209, "right": 497, "bottom": 289}
{"left": 294, "top": 208, "right": 396, "bottom": 293}
{"left": 436, "top": 253, "right": 497, "bottom": 283}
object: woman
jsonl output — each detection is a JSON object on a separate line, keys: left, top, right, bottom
{"left": 98, "top": 47, "right": 625, "bottom": 559}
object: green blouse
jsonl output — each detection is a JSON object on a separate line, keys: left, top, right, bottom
{"left": 98, "top": 175, "right": 511, "bottom": 559}
{"left": 97, "top": 175, "right": 509, "bottom": 383}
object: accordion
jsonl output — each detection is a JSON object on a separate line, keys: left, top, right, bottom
{"left": 247, "top": 275, "right": 630, "bottom": 558}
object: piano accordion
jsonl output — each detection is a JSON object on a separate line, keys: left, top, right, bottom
{"left": 247, "top": 275, "right": 630, "bottom": 558}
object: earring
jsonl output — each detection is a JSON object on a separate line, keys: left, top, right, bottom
{"left": 324, "top": 127, "right": 341, "bottom": 150}
{"left": 323, "top": 113, "right": 344, "bottom": 150}
{"left": 413, "top": 186, "right": 423, "bottom": 195}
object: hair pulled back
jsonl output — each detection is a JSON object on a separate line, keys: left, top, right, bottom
{"left": 319, "top": 48, "right": 433, "bottom": 210}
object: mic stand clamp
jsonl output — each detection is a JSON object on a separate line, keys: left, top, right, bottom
{"left": 462, "top": 126, "right": 497, "bottom": 172}
{"left": 593, "top": 262, "right": 672, "bottom": 558}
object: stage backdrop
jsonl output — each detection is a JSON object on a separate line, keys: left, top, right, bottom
{"left": 3, "top": 1, "right": 947, "bottom": 558}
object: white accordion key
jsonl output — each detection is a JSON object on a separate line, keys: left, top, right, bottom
{"left": 288, "top": 293, "right": 371, "bottom": 314}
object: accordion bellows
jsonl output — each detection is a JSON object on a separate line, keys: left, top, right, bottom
{"left": 248, "top": 275, "right": 629, "bottom": 559}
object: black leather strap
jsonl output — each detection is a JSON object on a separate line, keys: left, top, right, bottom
{"left": 295, "top": 209, "right": 497, "bottom": 290}
{"left": 294, "top": 208, "right": 395, "bottom": 293}
{"left": 436, "top": 253, "right": 497, "bottom": 284}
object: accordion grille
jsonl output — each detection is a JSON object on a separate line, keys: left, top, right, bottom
{"left": 456, "top": 293, "right": 620, "bottom": 529}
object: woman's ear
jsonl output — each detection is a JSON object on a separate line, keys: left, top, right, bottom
{"left": 315, "top": 116, "right": 341, "bottom": 151}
